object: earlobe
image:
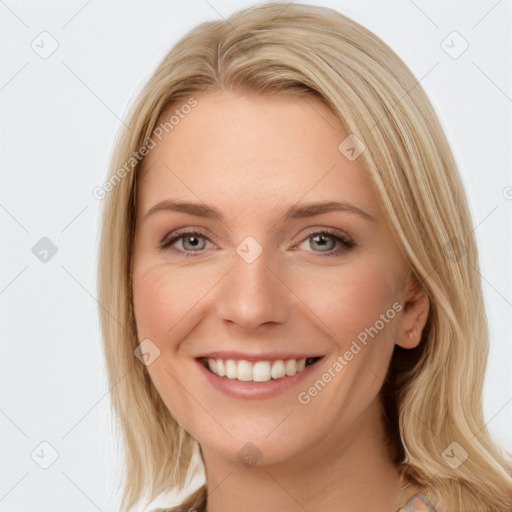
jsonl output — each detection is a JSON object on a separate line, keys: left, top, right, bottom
{"left": 401, "top": 327, "right": 419, "bottom": 349}
{"left": 396, "top": 285, "right": 430, "bottom": 350}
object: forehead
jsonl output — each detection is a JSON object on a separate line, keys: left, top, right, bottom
{"left": 136, "top": 91, "right": 377, "bottom": 221}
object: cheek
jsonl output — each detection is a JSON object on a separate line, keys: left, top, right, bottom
{"left": 132, "top": 261, "right": 215, "bottom": 342}
{"left": 131, "top": 262, "right": 210, "bottom": 427}
{"left": 132, "top": 266, "right": 174, "bottom": 342}
{"left": 296, "top": 256, "right": 401, "bottom": 349}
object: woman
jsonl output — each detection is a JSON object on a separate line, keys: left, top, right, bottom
{"left": 96, "top": 3, "right": 512, "bottom": 511}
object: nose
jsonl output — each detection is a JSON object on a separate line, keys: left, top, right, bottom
{"left": 214, "top": 246, "right": 290, "bottom": 330}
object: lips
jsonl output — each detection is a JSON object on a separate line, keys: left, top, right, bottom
{"left": 198, "top": 356, "right": 323, "bottom": 383}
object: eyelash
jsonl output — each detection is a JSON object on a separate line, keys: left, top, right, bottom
{"left": 159, "top": 227, "right": 356, "bottom": 257}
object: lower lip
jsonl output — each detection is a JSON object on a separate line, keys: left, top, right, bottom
{"left": 195, "top": 358, "right": 323, "bottom": 400}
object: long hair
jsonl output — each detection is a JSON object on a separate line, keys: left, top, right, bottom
{"left": 96, "top": 3, "right": 512, "bottom": 511}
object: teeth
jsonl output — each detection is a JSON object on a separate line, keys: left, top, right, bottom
{"left": 204, "top": 357, "right": 316, "bottom": 382}
{"left": 253, "top": 361, "right": 271, "bottom": 382}
{"left": 271, "top": 360, "right": 285, "bottom": 379}
{"left": 285, "top": 359, "right": 297, "bottom": 376}
{"left": 237, "top": 360, "right": 253, "bottom": 382}
{"left": 225, "top": 359, "right": 237, "bottom": 379}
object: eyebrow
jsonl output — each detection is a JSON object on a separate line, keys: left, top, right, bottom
{"left": 143, "top": 199, "right": 376, "bottom": 222}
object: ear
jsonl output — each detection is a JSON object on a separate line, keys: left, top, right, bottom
{"left": 396, "top": 275, "right": 430, "bottom": 349}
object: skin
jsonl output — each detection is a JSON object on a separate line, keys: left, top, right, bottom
{"left": 132, "top": 90, "right": 430, "bottom": 512}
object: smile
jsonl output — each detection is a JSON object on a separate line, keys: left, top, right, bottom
{"left": 199, "top": 356, "right": 323, "bottom": 383}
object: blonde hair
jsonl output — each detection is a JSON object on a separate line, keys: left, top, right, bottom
{"left": 96, "top": 3, "right": 512, "bottom": 511}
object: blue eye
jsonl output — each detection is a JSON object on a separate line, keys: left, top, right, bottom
{"left": 298, "top": 230, "right": 355, "bottom": 256}
{"left": 159, "top": 228, "right": 355, "bottom": 257}
{"left": 160, "top": 229, "right": 213, "bottom": 254}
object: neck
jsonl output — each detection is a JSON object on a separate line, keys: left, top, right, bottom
{"left": 201, "top": 398, "right": 404, "bottom": 512}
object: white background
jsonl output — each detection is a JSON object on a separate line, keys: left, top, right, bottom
{"left": 1, "top": 1, "right": 511, "bottom": 511}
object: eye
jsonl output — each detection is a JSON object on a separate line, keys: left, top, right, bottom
{"left": 159, "top": 227, "right": 355, "bottom": 257}
{"left": 296, "top": 228, "right": 355, "bottom": 256}
{"left": 159, "top": 228, "right": 216, "bottom": 255}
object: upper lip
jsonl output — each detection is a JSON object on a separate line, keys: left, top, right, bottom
{"left": 196, "top": 351, "right": 325, "bottom": 362}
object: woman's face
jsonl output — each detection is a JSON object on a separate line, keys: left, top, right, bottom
{"left": 132, "top": 90, "right": 420, "bottom": 467}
